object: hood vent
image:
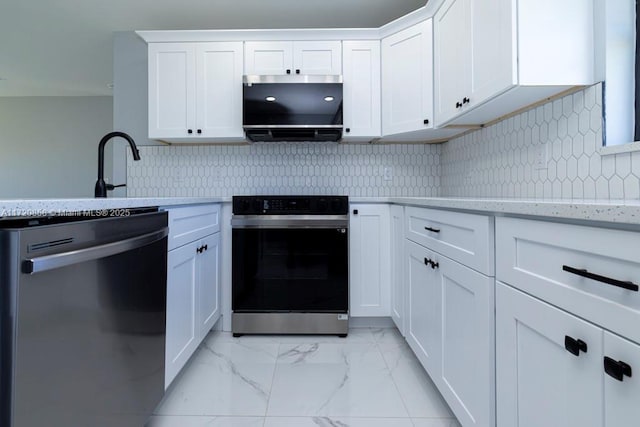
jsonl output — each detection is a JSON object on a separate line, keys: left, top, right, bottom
{"left": 243, "top": 75, "right": 343, "bottom": 142}
{"left": 245, "top": 127, "right": 342, "bottom": 142}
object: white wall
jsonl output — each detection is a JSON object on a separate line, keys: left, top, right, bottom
{"left": 0, "top": 96, "right": 113, "bottom": 198}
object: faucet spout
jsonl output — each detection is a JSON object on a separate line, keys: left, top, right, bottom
{"left": 95, "top": 131, "right": 141, "bottom": 198}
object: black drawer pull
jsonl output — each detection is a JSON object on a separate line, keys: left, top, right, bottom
{"left": 564, "top": 335, "right": 587, "bottom": 356}
{"left": 604, "top": 357, "right": 632, "bottom": 381}
{"left": 203, "top": 244, "right": 208, "bottom": 251}
{"left": 423, "top": 257, "right": 439, "bottom": 270}
{"left": 197, "top": 246, "right": 203, "bottom": 254}
{"left": 424, "top": 226, "right": 440, "bottom": 233}
{"left": 562, "top": 265, "right": 639, "bottom": 292}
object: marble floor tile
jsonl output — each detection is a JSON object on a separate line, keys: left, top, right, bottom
{"left": 381, "top": 341, "right": 455, "bottom": 419}
{"left": 147, "top": 415, "right": 264, "bottom": 426}
{"left": 154, "top": 328, "right": 460, "bottom": 426}
{"left": 263, "top": 416, "right": 415, "bottom": 426}
{"left": 154, "top": 339, "right": 279, "bottom": 416}
{"left": 267, "top": 342, "right": 408, "bottom": 417}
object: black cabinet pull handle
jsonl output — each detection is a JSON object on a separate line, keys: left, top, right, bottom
{"left": 197, "top": 129, "right": 202, "bottom": 134}
{"left": 423, "top": 257, "right": 439, "bottom": 269}
{"left": 423, "top": 119, "right": 429, "bottom": 125}
{"left": 564, "top": 335, "right": 588, "bottom": 356}
{"left": 463, "top": 97, "right": 470, "bottom": 104}
{"left": 296, "top": 69, "right": 300, "bottom": 74}
{"left": 604, "top": 357, "right": 632, "bottom": 381}
{"left": 187, "top": 129, "right": 193, "bottom": 134}
{"left": 456, "top": 102, "right": 462, "bottom": 108}
{"left": 353, "top": 209, "right": 358, "bottom": 215}
{"left": 286, "top": 69, "right": 291, "bottom": 74}
{"left": 562, "top": 265, "right": 639, "bottom": 292}
{"left": 203, "top": 244, "right": 208, "bottom": 251}
{"left": 345, "top": 128, "right": 351, "bottom": 133}
{"left": 196, "top": 246, "right": 203, "bottom": 254}
{"left": 424, "top": 226, "right": 440, "bottom": 233}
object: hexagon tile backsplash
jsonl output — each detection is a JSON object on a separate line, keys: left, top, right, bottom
{"left": 127, "top": 143, "right": 441, "bottom": 197}
{"left": 128, "top": 83, "right": 639, "bottom": 200}
{"left": 441, "top": 83, "right": 640, "bottom": 199}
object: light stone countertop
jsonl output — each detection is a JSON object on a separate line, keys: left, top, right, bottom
{"left": 351, "top": 197, "right": 640, "bottom": 226}
{"left": 2, "top": 196, "right": 640, "bottom": 226}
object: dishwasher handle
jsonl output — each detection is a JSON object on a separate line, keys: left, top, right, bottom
{"left": 23, "top": 227, "right": 169, "bottom": 274}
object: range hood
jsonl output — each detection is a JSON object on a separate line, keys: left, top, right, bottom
{"left": 243, "top": 75, "right": 343, "bottom": 142}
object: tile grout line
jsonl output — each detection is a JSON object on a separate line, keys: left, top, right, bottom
{"left": 262, "top": 340, "right": 282, "bottom": 426}
{"left": 372, "top": 328, "right": 415, "bottom": 424}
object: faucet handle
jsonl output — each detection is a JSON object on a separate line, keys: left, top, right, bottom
{"left": 106, "top": 183, "right": 127, "bottom": 191}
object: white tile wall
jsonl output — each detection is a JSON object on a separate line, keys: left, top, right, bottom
{"left": 440, "top": 84, "right": 640, "bottom": 200}
{"left": 127, "top": 142, "right": 441, "bottom": 197}
{"left": 128, "top": 84, "right": 640, "bottom": 201}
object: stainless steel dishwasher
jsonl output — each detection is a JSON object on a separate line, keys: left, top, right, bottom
{"left": 0, "top": 208, "right": 168, "bottom": 427}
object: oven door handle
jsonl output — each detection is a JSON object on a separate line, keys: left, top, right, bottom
{"left": 231, "top": 217, "right": 348, "bottom": 229}
{"left": 23, "top": 228, "right": 169, "bottom": 274}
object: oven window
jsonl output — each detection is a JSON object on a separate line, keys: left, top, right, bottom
{"left": 232, "top": 228, "right": 348, "bottom": 312}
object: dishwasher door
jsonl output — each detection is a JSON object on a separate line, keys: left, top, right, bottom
{"left": 0, "top": 211, "right": 168, "bottom": 427}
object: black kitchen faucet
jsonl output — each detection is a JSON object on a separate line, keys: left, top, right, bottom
{"left": 94, "top": 131, "right": 140, "bottom": 198}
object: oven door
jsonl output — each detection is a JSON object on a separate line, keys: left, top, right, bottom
{"left": 232, "top": 218, "right": 348, "bottom": 313}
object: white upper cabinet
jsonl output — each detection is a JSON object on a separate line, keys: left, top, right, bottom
{"left": 434, "top": 0, "right": 596, "bottom": 126}
{"left": 149, "top": 42, "right": 244, "bottom": 143}
{"left": 382, "top": 20, "right": 433, "bottom": 136}
{"left": 342, "top": 40, "right": 381, "bottom": 141}
{"left": 244, "top": 41, "right": 342, "bottom": 75}
{"left": 149, "top": 43, "right": 196, "bottom": 140}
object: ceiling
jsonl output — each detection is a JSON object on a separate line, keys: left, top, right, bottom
{"left": 0, "top": 0, "right": 427, "bottom": 97}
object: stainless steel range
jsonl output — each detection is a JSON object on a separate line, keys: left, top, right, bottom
{"left": 231, "top": 195, "right": 349, "bottom": 336}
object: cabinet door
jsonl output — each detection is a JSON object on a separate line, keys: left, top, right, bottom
{"left": 293, "top": 41, "right": 342, "bottom": 75}
{"left": 244, "top": 41, "right": 293, "bottom": 75}
{"left": 434, "top": 0, "right": 469, "bottom": 125}
{"left": 148, "top": 43, "right": 197, "bottom": 139}
{"left": 604, "top": 332, "right": 640, "bottom": 426}
{"left": 196, "top": 42, "right": 244, "bottom": 138}
{"left": 349, "top": 204, "right": 391, "bottom": 317}
{"left": 405, "top": 240, "right": 440, "bottom": 374}
{"left": 469, "top": 0, "right": 514, "bottom": 108}
{"left": 438, "top": 256, "right": 494, "bottom": 427}
{"left": 382, "top": 20, "right": 433, "bottom": 135}
{"left": 165, "top": 241, "right": 199, "bottom": 389}
{"left": 496, "top": 282, "right": 603, "bottom": 427}
{"left": 197, "top": 233, "right": 221, "bottom": 340}
{"left": 342, "top": 40, "right": 381, "bottom": 140}
{"left": 390, "top": 205, "right": 405, "bottom": 335}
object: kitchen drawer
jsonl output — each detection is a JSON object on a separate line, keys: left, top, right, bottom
{"left": 496, "top": 216, "right": 640, "bottom": 345}
{"left": 405, "top": 206, "right": 494, "bottom": 275}
{"left": 164, "top": 204, "right": 220, "bottom": 251}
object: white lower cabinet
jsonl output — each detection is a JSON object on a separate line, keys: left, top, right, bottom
{"left": 349, "top": 204, "right": 391, "bottom": 317}
{"left": 390, "top": 205, "right": 405, "bottom": 335}
{"left": 406, "top": 240, "right": 441, "bottom": 373}
{"left": 197, "top": 232, "right": 221, "bottom": 341}
{"left": 438, "top": 255, "right": 494, "bottom": 427}
{"left": 164, "top": 204, "right": 221, "bottom": 389}
{"left": 604, "top": 332, "right": 640, "bottom": 426}
{"left": 497, "top": 282, "right": 640, "bottom": 427}
{"left": 496, "top": 216, "right": 640, "bottom": 427}
{"left": 166, "top": 241, "right": 199, "bottom": 389}
{"left": 406, "top": 237, "right": 494, "bottom": 427}
{"left": 496, "top": 282, "right": 603, "bottom": 427}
